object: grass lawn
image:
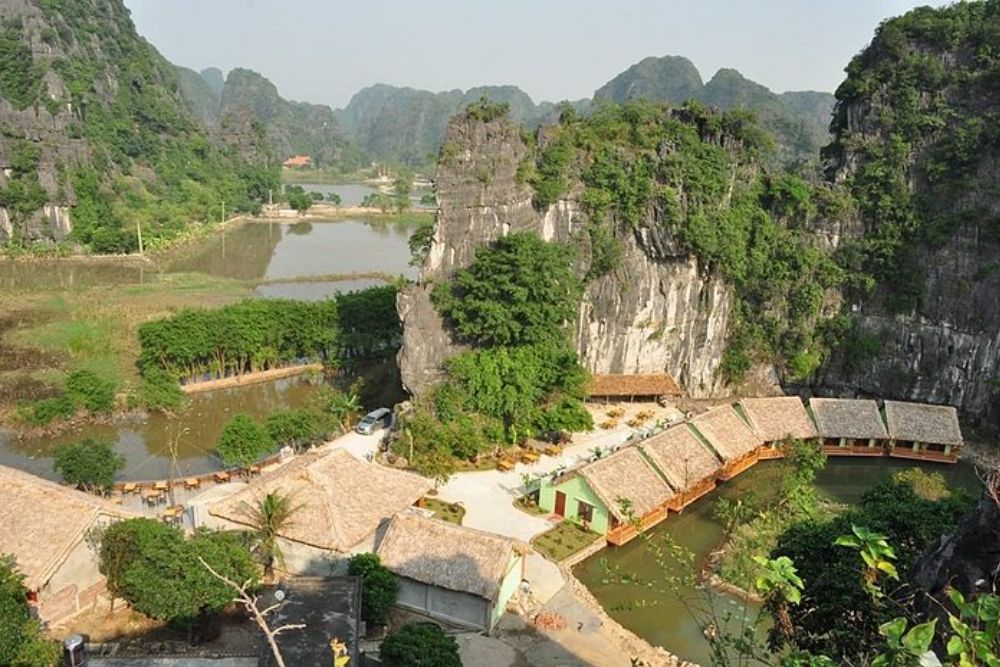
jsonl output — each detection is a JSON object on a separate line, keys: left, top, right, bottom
{"left": 514, "top": 494, "right": 549, "bottom": 517}
{"left": 531, "top": 521, "right": 602, "bottom": 563}
{"left": 422, "top": 497, "right": 465, "bottom": 525}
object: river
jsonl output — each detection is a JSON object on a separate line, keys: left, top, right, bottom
{"left": 573, "top": 457, "right": 982, "bottom": 665}
{"left": 0, "top": 209, "right": 418, "bottom": 481}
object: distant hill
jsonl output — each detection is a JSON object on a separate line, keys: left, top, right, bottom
{"left": 176, "top": 67, "right": 365, "bottom": 171}
{"left": 337, "top": 84, "right": 589, "bottom": 167}
{"left": 0, "top": 0, "right": 276, "bottom": 250}
{"left": 594, "top": 55, "right": 835, "bottom": 164}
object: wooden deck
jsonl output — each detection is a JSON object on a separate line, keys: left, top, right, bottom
{"left": 719, "top": 450, "right": 760, "bottom": 480}
{"left": 606, "top": 504, "right": 671, "bottom": 546}
{"left": 889, "top": 446, "right": 959, "bottom": 463}
{"left": 673, "top": 477, "right": 718, "bottom": 510}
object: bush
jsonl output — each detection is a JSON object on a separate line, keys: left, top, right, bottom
{"left": 65, "top": 369, "right": 117, "bottom": 413}
{"left": 135, "top": 366, "right": 184, "bottom": 411}
{"left": 0, "top": 556, "right": 60, "bottom": 666}
{"left": 98, "top": 519, "right": 258, "bottom": 629}
{"left": 28, "top": 394, "right": 75, "bottom": 425}
{"left": 348, "top": 553, "right": 398, "bottom": 628}
{"left": 216, "top": 413, "right": 274, "bottom": 467}
{"left": 379, "top": 622, "right": 461, "bottom": 667}
{"left": 265, "top": 409, "right": 319, "bottom": 450}
{"left": 53, "top": 437, "right": 124, "bottom": 494}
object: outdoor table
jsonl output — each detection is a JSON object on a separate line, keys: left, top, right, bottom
{"left": 521, "top": 450, "right": 540, "bottom": 464}
{"left": 497, "top": 458, "right": 515, "bottom": 472}
{"left": 153, "top": 480, "right": 168, "bottom": 492}
{"left": 214, "top": 471, "right": 231, "bottom": 483}
{"left": 248, "top": 465, "right": 261, "bottom": 477}
{"left": 544, "top": 445, "right": 564, "bottom": 457}
{"left": 143, "top": 490, "right": 162, "bottom": 507}
{"left": 122, "top": 482, "right": 139, "bottom": 495}
{"left": 184, "top": 477, "right": 201, "bottom": 490}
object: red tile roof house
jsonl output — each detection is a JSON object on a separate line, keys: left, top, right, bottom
{"left": 689, "top": 405, "right": 763, "bottom": 480}
{"left": 0, "top": 465, "right": 136, "bottom": 624}
{"left": 281, "top": 155, "right": 312, "bottom": 168}
{"left": 738, "top": 396, "right": 819, "bottom": 460}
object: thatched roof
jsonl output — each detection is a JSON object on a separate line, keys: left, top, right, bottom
{"left": 739, "top": 396, "right": 818, "bottom": 443}
{"left": 588, "top": 373, "right": 680, "bottom": 397}
{"left": 0, "top": 465, "right": 135, "bottom": 590}
{"left": 640, "top": 424, "right": 722, "bottom": 492}
{"left": 689, "top": 405, "right": 762, "bottom": 461}
{"left": 884, "top": 401, "right": 963, "bottom": 446}
{"left": 376, "top": 512, "right": 529, "bottom": 601}
{"left": 809, "top": 398, "right": 888, "bottom": 440}
{"left": 209, "top": 449, "right": 431, "bottom": 552}
{"left": 577, "top": 448, "right": 675, "bottom": 522}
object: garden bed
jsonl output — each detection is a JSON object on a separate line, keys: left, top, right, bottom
{"left": 421, "top": 497, "right": 465, "bottom": 525}
{"left": 531, "top": 520, "right": 602, "bottom": 563}
{"left": 514, "top": 494, "right": 548, "bottom": 517}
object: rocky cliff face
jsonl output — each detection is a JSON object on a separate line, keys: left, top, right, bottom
{"left": 816, "top": 1, "right": 1000, "bottom": 424}
{"left": 398, "top": 115, "right": 736, "bottom": 397}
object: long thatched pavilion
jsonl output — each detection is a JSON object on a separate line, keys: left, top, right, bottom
{"left": 639, "top": 423, "right": 723, "bottom": 508}
{"left": 738, "top": 396, "right": 819, "bottom": 459}
{"left": 884, "top": 400, "right": 963, "bottom": 462}
{"left": 689, "top": 404, "right": 763, "bottom": 479}
{"left": 809, "top": 397, "right": 889, "bottom": 455}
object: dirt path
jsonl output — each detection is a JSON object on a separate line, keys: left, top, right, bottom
{"left": 180, "top": 363, "right": 323, "bottom": 394}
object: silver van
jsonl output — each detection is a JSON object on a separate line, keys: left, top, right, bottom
{"left": 355, "top": 407, "right": 392, "bottom": 435}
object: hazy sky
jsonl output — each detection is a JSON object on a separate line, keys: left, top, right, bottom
{"left": 125, "top": 0, "right": 943, "bottom": 109}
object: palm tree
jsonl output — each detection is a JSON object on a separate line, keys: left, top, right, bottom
{"left": 327, "top": 391, "right": 362, "bottom": 432}
{"left": 247, "top": 491, "right": 297, "bottom": 582}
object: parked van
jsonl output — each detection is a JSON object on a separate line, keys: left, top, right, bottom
{"left": 355, "top": 407, "right": 392, "bottom": 435}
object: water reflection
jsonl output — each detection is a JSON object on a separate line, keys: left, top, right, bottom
{"left": 574, "top": 458, "right": 981, "bottom": 664}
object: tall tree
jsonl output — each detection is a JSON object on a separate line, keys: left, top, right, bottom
{"left": 0, "top": 556, "right": 59, "bottom": 667}
{"left": 246, "top": 491, "right": 297, "bottom": 581}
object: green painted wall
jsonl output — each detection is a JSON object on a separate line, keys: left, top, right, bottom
{"left": 492, "top": 551, "right": 523, "bottom": 628}
{"left": 538, "top": 475, "right": 610, "bottom": 534}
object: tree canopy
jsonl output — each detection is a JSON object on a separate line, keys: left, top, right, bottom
{"left": 348, "top": 553, "right": 398, "bottom": 628}
{"left": 0, "top": 556, "right": 59, "bottom": 666}
{"left": 379, "top": 622, "right": 462, "bottom": 667}
{"left": 53, "top": 437, "right": 125, "bottom": 494}
{"left": 216, "top": 413, "right": 274, "bottom": 467}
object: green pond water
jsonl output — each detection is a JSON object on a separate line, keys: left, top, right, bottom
{"left": 0, "top": 210, "right": 416, "bottom": 480}
{"left": 573, "top": 457, "right": 982, "bottom": 665}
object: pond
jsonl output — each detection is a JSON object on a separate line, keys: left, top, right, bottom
{"left": 0, "top": 210, "right": 419, "bottom": 481}
{"left": 0, "top": 377, "right": 320, "bottom": 482}
{"left": 289, "top": 182, "right": 377, "bottom": 207}
{"left": 572, "top": 457, "right": 982, "bottom": 665}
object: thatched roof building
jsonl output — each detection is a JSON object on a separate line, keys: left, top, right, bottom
{"left": 689, "top": 405, "right": 761, "bottom": 461}
{"left": 376, "top": 512, "right": 529, "bottom": 601}
{"left": 587, "top": 373, "right": 680, "bottom": 399}
{"left": 884, "top": 401, "right": 963, "bottom": 445}
{"left": 577, "top": 448, "right": 676, "bottom": 522}
{"left": 640, "top": 424, "right": 722, "bottom": 492}
{"left": 0, "top": 465, "right": 134, "bottom": 591}
{"left": 809, "top": 398, "right": 888, "bottom": 440}
{"left": 739, "top": 396, "right": 818, "bottom": 443}
{"left": 209, "top": 449, "right": 431, "bottom": 552}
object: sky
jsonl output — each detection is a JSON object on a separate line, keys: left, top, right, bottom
{"left": 125, "top": 0, "right": 945, "bottom": 110}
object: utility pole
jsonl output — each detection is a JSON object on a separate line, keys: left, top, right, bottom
{"left": 136, "top": 221, "right": 144, "bottom": 255}
{"left": 221, "top": 199, "right": 226, "bottom": 224}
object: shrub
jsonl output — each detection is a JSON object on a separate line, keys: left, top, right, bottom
{"left": 135, "top": 366, "right": 184, "bottom": 411}
{"left": 348, "top": 553, "right": 398, "bottom": 628}
{"left": 28, "top": 394, "right": 75, "bottom": 425}
{"left": 379, "top": 622, "right": 461, "bottom": 667}
{"left": 53, "top": 437, "right": 124, "bottom": 494}
{"left": 265, "top": 409, "right": 319, "bottom": 450}
{"left": 216, "top": 413, "right": 274, "bottom": 467}
{"left": 65, "top": 369, "right": 117, "bottom": 413}
{"left": 0, "top": 556, "right": 60, "bottom": 666}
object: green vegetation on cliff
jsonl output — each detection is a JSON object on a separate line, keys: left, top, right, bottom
{"left": 398, "top": 233, "right": 592, "bottom": 472}
{"left": 520, "top": 100, "right": 848, "bottom": 382}
{"left": 0, "top": 0, "right": 278, "bottom": 250}
{"left": 826, "top": 0, "right": 1000, "bottom": 313}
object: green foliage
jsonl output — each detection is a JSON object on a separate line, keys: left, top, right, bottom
{"left": 0, "top": 555, "right": 60, "bottom": 666}
{"left": 347, "top": 553, "right": 398, "bottom": 627}
{"left": 53, "top": 437, "right": 124, "bottom": 494}
{"left": 0, "top": 22, "right": 43, "bottom": 110}
{"left": 361, "top": 192, "right": 408, "bottom": 212}
{"left": 520, "top": 100, "right": 847, "bottom": 382}
{"left": 246, "top": 491, "right": 295, "bottom": 580}
{"left": 26, "top": 394, "right": 75, "bottom": 426}
{"left": 432, "top": 233, "right": 583, "bottom": 347}
{"left": 943, "top": 588, "right": 1000, "bottom": 666}
{"left": 419, "top": 193, "right": 436, "bottom": 206}
{"left": 753, "top": 555, "right": 804, "bottom": 606}
{"left": 65, "top": 369, "right": 117, "bottom": 413}
{"left": 134, "top": 366, "right": 184, "bottom": 411}
{"left": 379, "top": 622, "right": 462, "bottom": 667}
{"left": 265, "top": 409, "right": 320, "bottom": 450}
{"left": 768, "top": 476, "right": 974, "bottom": 659}
{"left": 137, "top": 287, "right": 400, "bottom": 382}
{"left": 408, "top": 218, "right": 435, "bottom": 266}
{"left": 98, "top": 519, "right": 258, "bottom": 628}
{"left": 0, "top": 141, "right": 48, "bottom": 239}
{"left": 827, "top": 0, "right": 1000, "bottom": 312}
{"left": 285, "top": 185, "right": 313, "bottom": 212}
{"left": 326, "top": 192, "right": 342, "bottom": 205}
{"left": 216, "top": 413, "right": 273, "bottom": 467}
{"left": 464, "top": 96, "right": 510, "bottom": 123}
{"left": 871, "top": 617, "right": 937, "bottom": 667}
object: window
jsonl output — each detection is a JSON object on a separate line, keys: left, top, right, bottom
{"left": 577, "top": 500, "right": 594, "bottom": 523}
